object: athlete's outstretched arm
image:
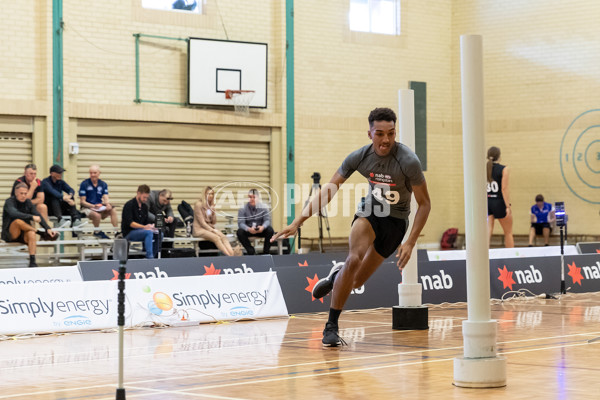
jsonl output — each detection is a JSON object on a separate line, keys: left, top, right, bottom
{"left": 396, "top": 181, "right": 431, "bottom": 269}
{"left": 272, "top": 172, "right": 347, "bottom": 241}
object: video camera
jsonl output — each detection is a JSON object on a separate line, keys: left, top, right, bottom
{"left": 311, "top": 172, "right": 321, "bottom": 185}
{"left": 155, "top": 213, "right": 165, "bottom": 230}
{"left": 555, "top": 201, "right": 566, "bottom": 227}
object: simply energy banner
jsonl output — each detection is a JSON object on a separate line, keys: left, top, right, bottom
{"left": 0, "top": 266, "right": 83, "bottom": 285}
{"left": 126, "top": 271, "right": 288, "bottom": 326}
{"left": 0, "top": 280, "right": 117, "bottom": 335}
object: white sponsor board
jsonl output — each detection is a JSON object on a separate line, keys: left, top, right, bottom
{"left": 0, "top": 266, "right": 82, "bottom": 285}
{"left": 0, "top": 280, "right": 117, "bottom": 335}
{"left": 0, "top": 271, "right": 288, "bottom": 335}
{"left": 428, "top": 245, "right": 578, "bottom": 261}
{"left": 126, "top": 271, "right": 288, "bottom": 326}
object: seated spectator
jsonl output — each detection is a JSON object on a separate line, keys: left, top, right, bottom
{"left": 193, "top": 186, "right": 234, "bottom": 256}
{"left": 41, "top": 164, "right": 82, "bottom": 229}
{"left": 79, "top": 164, "right": 118, "bottom": 239}
{"left": 11, "top": 163, "right": 48, "bottom": 221}
{"left": 121, "top": 185, "right": 160, "bottom": 259}
{"left": 529, "top": 194, "right": 555, "bottom": 246}
{"left": 237, "top": 188, "right": 274, "bottom": 255}
{"left": 147, "top": 189, "right": 179, "bottom": 248}
{"left": 2, "top": 183, "right": 57, "bottom": 267}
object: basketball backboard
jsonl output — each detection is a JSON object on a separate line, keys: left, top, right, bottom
{"left": 188, "top": 38, "right": 267, "bottom": 108}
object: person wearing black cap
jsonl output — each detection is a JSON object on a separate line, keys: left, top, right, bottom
{"left": 41, "top": 164, "right": 83, "bottom": 229}
{"left": 2, "top": 183, "right": 58, "bottom": 267}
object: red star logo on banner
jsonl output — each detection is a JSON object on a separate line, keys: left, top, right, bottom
{"left": 369, "top": 172, "right": 374, "bottom": 177}
{"left": 298, "top": 260, "right": 308, "bottom": 267}
{"left": 203, "top": 263, "right": 221, "bottom": 275}
{"left": 305, "top": 274, "right": 323, "bottom": 303}
{"left": 567, "top": 262, "right": 584, "bottom": 286}
{"left": 110, "top": 269, "right": 131, "bottom": 280}
{"left": 596, "top": 249, "right": 600, "bottom": 254}
{"left": 497, "top": 265, "right": 516, "bottom": 290}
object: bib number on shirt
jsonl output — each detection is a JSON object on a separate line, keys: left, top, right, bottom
{"left": 486, "top": 181, "right": 499, "bottom": 193}
{"left": 372, "top": 187, "right": 400, "bottom": 205}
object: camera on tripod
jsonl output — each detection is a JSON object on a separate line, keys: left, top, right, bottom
{"left": 311, "top": 172, "right": 321, "bottom": 185}
{"left": 155, "top": 213, "right": 165, "bottom": 230}
{"left": 554, "top": 201, "right": 566, "bottom": 227}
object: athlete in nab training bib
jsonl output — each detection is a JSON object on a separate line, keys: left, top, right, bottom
{"left": 272, "top": 107, "right": 431, "bottom": 347}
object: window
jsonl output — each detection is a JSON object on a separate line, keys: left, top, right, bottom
{"left": 142, "top": 0, "right": 202, "bottom": 14}
{"left": 349, "top": 0, "right": 401, "bottom": 35}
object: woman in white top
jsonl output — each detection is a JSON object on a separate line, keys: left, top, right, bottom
{"left": 193, "top": 186, "right": 234, "bottom": 256}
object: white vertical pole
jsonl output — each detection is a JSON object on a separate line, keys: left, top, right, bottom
{"left": 397, "top": 89, "right": 421, "bottom": 306}
{"left": 460, "top": 36, "right": 491, "bottom": 322}
{"left": 453, "top": 34, "right": 506, "bottom": 388}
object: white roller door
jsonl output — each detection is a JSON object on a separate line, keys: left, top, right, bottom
{"left": 76, "top": 135, "right": 271, "bottom": 217}
{"left": 0, "top": 132, "right": 32, "bottom": 211}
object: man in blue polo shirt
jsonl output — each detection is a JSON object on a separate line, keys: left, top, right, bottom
{"left": 528, "top": 194, "right": 555, "bottom": 246}
{"left": 79, "top": 164, "right": 118, "bottom": 239}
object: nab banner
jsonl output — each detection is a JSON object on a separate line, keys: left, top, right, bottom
{"left": 488, "top": 257, "right": 559, "bottom": 298}
{"left": 417, "top": 260, "right": 466, "bottom": 304}
{"left": 577, "top": 242, "right": 600, "bottom": 254}
{"left": 564, "top": 254, "right": 600, "bottom": 293}
{"left": 275, "top": 254, "right": 400, "bottom": 314}
{"left": 79, "top": 256, "right": 275, "bottom": 281}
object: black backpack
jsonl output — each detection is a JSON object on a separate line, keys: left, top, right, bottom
{"left": 178, "top": 200, "right": 194, "bottom": 223}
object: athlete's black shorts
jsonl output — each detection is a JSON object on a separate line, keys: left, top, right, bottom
{"left": 7, "top": 231, "right": 26, "bottom": 244}
{"left": 487, "top": 199, "right": 507, "bottom": 219}
{"left": 531, "top": 222, "right": 551, "bottom": 235}
{"left": 352, "top": 213, "right": 408, "bottom": 258}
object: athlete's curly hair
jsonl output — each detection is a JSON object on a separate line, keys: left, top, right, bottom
{"left": 368, "top": 107, "right": 397, "bottom": 127}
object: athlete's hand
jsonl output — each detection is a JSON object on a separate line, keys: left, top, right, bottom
{"left": 396, "top": 242, "right": 415, "bottom": 270}
{"left": 506, "top": 207, "right": 512, "bottom": 216}
{"left": 271, "top": 222, "right": 299, "bottom": 242}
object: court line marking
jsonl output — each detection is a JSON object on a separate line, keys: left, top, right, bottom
{"left": 5, "top": 329, "right": 598, "bottom": 400}
{"left": 116, "top": 386, "right": 247, "bottom": 400}
{"left": 174, "top": 341, "right": 599, "bottom": 392}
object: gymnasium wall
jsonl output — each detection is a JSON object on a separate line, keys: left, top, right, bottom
{"left": 451, "top": 0, "right": 600, "bottom": 240}
{"left": 0, "top": 0, "right": 598, "bottom": 246}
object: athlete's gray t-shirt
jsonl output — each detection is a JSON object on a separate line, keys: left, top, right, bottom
{"left": 338, "top": 142, "right": 425, "bottom": 219}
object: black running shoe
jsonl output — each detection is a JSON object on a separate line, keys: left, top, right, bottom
{"left": 312, "top": 263, "right": 342, "bottom": 299}
{"left": 28, "top": 261, "right": 38, "bottom": 268}
{"left": 322, "top": 321, "right": 344, "bottom": 347}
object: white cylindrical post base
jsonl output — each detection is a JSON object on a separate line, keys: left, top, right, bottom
{"left": 453, "top": 356, "right": 506, "bottom": 388}
{"left": 462, "top": 320, "right": 498, "bottom": 358}
{"left": 398, "top": 283, "right": 422, "bottom": 307}
{"left": 453, "top": 319, "right": 506, "bottom": 387}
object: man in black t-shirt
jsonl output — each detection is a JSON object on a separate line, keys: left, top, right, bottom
{"left": 121, "top": 184, "right": 160, "bottom": 259}
{"left": 2, "top": 183, "right": 57, "bottom": 267}
{"left": 11, "top": 163, "right": 48, "bottom": 221}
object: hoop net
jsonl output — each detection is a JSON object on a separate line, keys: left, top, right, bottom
{"left": 225, "top": 90, "right": 255, "bottom": 115}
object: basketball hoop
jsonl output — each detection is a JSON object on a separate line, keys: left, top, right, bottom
{"left": 225, "top": 90, "right": 255, "bottom": 115}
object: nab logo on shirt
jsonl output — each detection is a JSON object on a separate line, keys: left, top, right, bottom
{"left": 421, "top": 270, "right": 453, "bottom": 290}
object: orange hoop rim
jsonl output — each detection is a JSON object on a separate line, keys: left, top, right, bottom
{"left": 225, "top": 89, "right": 255, "bottom": 99}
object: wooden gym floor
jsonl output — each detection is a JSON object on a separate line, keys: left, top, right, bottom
{"left": 2, "top": 292, "right": 600, "bottom": 399}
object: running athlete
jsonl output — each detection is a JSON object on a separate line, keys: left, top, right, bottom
{"left": 486, "top": 146, "right": 514, "bottom": 248}
{"left": 272, "top": 107, "right": 431, "bottom": 347}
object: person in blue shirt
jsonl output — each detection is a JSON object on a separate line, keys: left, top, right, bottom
{"left": 528, "top": 194, "right": 555, "bottom": 246}
{"left": 79, "top": 164, "right": 118, "bottom": 239}
{"left": 41, "top": 164, "right": 83, "bottom": 229}
{"left": 237, "top": 188, "right": 274, "bottom": 255}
